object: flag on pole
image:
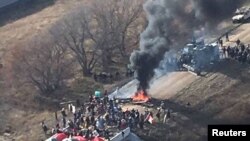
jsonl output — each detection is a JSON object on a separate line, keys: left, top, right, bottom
{"left": 148, "top": 115, "right": 154, "bottom": 124}
{"left": 145, "top": 113, "right": 154, "bottom": 124}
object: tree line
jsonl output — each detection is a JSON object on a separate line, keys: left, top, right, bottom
{"left": 7, "top": 0, "right": 144, "bottom": 95}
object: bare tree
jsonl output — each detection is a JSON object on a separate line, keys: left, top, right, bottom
{"left": 50, "top": 8, "right": 98, "bottom": 76}
{"left": 10, "top": 35, "right": 74, "bottom": 95}
{"left": 89, "top": 0, "right": 144, "bottom": 69}
{"left": 50, "top": 0, "right": 144, "bottom": 74}
{"left": 109, "top": 0, "right": 144, "bottom": 57}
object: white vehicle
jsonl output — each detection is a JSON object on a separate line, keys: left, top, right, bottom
{"left": 232, "top": 7, "right": 250, "bottom": 23}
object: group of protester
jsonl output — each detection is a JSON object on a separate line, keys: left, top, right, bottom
{"left": 93, "top": 72, "right": 120, "bottom": 83}
{"left": 92, "top": 68, "right": 134, "bottom": 83}
{"left": 220, "top": 37, "right": 250, "bottom": 64}
{"left": 42, "top": 91, "right": 172, "bottom": 141}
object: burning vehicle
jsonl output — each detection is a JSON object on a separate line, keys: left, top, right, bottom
{"left": 232, "top": 7, "right": 250, "bottom": 23}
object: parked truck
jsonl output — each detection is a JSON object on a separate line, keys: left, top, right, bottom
{"left": 232, "top": 7, "right": 250, "bottom": 23}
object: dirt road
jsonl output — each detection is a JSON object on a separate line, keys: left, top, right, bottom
{"left": 109, "top": 72, "right": 198, "bottom": 100}
{"left": 149, "top": 72, "right": 198, "bottom": 99}
{"left": 224, "top": 23, "right": 250, "bottom": 46}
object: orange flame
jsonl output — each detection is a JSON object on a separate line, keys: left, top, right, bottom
{"left": 132, "top": 90, "right": 150, "bottom": 102}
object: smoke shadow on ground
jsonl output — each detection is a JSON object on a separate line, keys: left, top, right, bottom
{"left": 209, "top": 59, "right": 250, "bottom": 80}
{"left": 0, "top": 0, "right": 55, "bottom": 27}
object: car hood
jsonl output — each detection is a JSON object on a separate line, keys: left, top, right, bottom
{"left": 232, "top": 15, "right": 244, "bottom": 20}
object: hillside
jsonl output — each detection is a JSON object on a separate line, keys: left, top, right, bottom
{"left": 226, "top": 23, "right": 250, "bottom": 44}
{"left": 174, "top": 60, "right": 250, "bottom": 123}
{"left": 1, "top": 1, "right": 250, "bottom": 141}
{"left": 131, "top": 60, "right": 250, "bottom": 141}
{"left": 0, "top": 0, "right": 87, "bottom": 140}
{"left": 0, "top": 0, "right": 84, "bottom": 58}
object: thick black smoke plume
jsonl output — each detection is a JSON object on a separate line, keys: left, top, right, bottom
{"left": 130, "top": 0, "right": 171, "bottom": 90}
{"left": 130, "top": 0, "right": 248, "bottom": 90}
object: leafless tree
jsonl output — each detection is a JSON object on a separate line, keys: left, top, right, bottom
{"left": 89, "top": 0, "right": 144, "bottom": 69}
{"left": 50, "top": 7, "right": 98, "bottom": 76}
{"left": 10, "top": 35, "right": 74, "bottom": 95}
{"left": 51, "top": 0, "right": 144, "bottom": 73}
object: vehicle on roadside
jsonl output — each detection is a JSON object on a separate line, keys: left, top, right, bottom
{"left": 232, "top": 7, "right": 250, "bottom": 23}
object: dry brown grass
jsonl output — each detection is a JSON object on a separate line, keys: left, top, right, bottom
{"left": 0, "top": 0, "right": 86, "bottom": 59}
{"left": 0, "top": 0, "right": 94, "bottom": 140}
{"left": 1, "top": 1, "right": 250, "bottom": 141}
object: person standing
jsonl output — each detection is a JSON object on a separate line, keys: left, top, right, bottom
{"left": 222, "top": 47, "right": 226, "bottom": 59}
{"left": 76, "top": 99, "right": 80, "bottom": 107}
{"left": 104, "top": 129, "right": 110, "bottom": 141}
{"left": 226, "top": 46, "right": 231, "bottom": 58}
{"left": 41, "top": 121, "right": 48, "bottom": 135}
{"left": 226, "top": 33, "right": 229, "bottom": 42}
{"left": 139, "top": 114, "right": 144, "bottom": 129}
{"left": 160, "top": 101, "right": 165, "bottom": 111}
{"left": 55, "top": 111, "right": 58, "bottom": 121}
{"left": 163, "top": 109, "right": 171, "bottom": 124}
{"left": 61, "top": 108, "right": 67, "bottom": 117}
{"left": 156, "top": 109, "right": 161, "bottom": 122}
{"left": 89, "top": 94, "right": 93, "bottom": 102}
{"left": 220, "top": 39, "right": 223, "bottom": 47}
{"left": 167, "top": 109, "right": 171, "bottom": 119}
{"left": 62, "top": 117, "right": 66, "bottom": 128}
{"left": 236, "top": 39, "right": 241, "bottom": 46}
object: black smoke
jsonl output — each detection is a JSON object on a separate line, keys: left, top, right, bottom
{"left": 195, "top": 0, "right": 248, "bottom": 25}
{"left": 130, "top": 0, "right": 248, "bottom": 90}
{"left": 130, "top": 0, "right": 171, "bottom": 90}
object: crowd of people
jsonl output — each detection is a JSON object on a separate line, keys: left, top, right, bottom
{"left": 42, "top": 91, "right": 172, "bottom": 141}
{"left": 220, "top": 38, "right": 250, "bottom": 64}
{"left": 92, "top": 68, "right": 134, "bottom": 83}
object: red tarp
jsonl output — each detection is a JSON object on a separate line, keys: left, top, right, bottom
{"left": 73, "top": 136, "right": 87, "bottom": 141}
{"left": 52, "top": 133, "right": 67, "bottom": 141}
{"left": 92, "top": 137, "right": 105, "bottom": 141}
